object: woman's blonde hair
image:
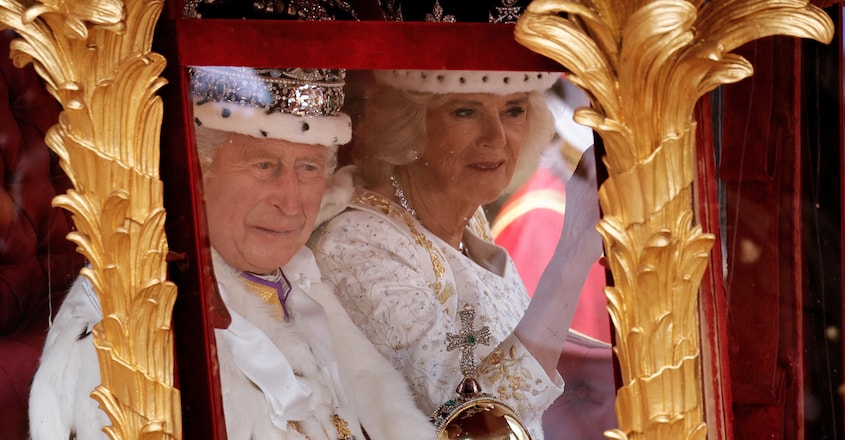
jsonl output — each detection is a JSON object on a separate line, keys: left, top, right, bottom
{"left": 351, "top": 84, "right": 555, "bottom": 193}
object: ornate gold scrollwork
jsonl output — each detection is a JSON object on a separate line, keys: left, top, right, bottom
{"left": 0, "top": 0, "right": 837, "bottom": 438}
{"left": 0, "top": 0, "right": 180, "bottom": 438}
{"left": 515, "top": 1, "right": 833, "bottom": 439}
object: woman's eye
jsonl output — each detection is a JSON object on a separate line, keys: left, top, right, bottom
{"left": 453, "top": 108, "right": 475, "bottom": 118}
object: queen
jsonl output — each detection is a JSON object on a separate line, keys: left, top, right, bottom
{"left": 310, "top": 69, "right": 603, "bottom": 439}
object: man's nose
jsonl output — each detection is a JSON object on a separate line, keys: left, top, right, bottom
{"left": 269, "top": 170, "right": 304, "bottom": 214}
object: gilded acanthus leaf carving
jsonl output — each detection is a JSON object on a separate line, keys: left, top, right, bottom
{"left": 515, "top": 1, "right": 833, "bottom": 439}
{"left": 0, "top": 0, "right": 180, "bottom": 438}
{"left": 22, "top": 0, "right": 124, "bottom": 39}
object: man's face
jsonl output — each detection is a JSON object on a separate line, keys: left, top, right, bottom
{"left": 203, "top": 133, "right": 329, "bottom": 274}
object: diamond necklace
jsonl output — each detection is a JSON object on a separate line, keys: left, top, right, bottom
{"left": 390, "top": 175, "right": 419, "bottom": 221}
{"left": 389, "top": 175, "right": 469, "bottom": 257}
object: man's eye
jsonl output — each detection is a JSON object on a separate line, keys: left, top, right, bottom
{"left": 256, "top": 161, "right": 274, "bottom": 170}
{"left": 296, "top": 162, "right": 325, "bottom": 179}
{"left": 505, "top": 106, "right": 527, "bottom": 117}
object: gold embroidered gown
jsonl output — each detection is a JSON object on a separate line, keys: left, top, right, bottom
{"left": 310, "top": 189, "right": 565, "bottom": 440}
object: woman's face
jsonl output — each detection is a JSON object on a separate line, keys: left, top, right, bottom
{"left": 203, "top": 133, "right": 329, "bottom": 274}
{"left": 412, "top": 92, "right": 530, "bottom": 206}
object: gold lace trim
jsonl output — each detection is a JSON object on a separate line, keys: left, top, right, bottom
{"left": 469, "top": 208, "right": 493, "bottom": 242}
{"left": 353, "top": 191, "right": 451, "bottom": 304}
{"left": 286, "top": 414, "right": 358, "bottom": 439}
{"left": 239, "top": 276, "right": 285, "bottom": 318}
{"left": 332, "top": 414, "right": 355, "bottom": 440}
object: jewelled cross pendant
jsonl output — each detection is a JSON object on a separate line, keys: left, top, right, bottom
{"left": 446, "top": 304, "right": 491, "bottom": 377}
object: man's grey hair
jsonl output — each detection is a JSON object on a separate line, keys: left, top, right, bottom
{"left": 193, "top": 125, "right": 339, "bottom": 179}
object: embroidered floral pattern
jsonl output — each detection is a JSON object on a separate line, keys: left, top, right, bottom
{"left": 354, "top": 191, "right": 449, "bottom": 303}
{"left": 310, "top": 191, "right": 563, "bottom": 439}
{"left": 489, "top": 0, "right": 523, "bottom": 23}
{"left": 378, "top": 0, "right": 526, "bottom": 23}
{"left": 425, "top": 0, "right": 455, "bottom": 22}
{"left": 332, "top": 414, "right": 356, "bottom": 440}
{"left": 479, "top": 345, "right": 551, "bottom": 418}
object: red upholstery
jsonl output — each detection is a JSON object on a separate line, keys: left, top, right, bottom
{"left": 0, "top": 30, "right": 84, "bottom": 439}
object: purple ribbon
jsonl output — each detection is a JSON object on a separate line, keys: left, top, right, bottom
{"left": 240, "top": 271, "right": 292, "bottom": 321}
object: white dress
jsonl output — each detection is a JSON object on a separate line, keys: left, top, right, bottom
{"left": 29, "top": 247, "right": 434, "bottom": 440}
{"left": 309, "top": 189, "right": 564, "bottom": 439}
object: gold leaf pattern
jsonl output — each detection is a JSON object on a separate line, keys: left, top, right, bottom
{"left": 0, "top": 0, "right": 180, "bottom": 438}
{"left": 354, "top": 191, "right": 449, "bottom": 303}
{"left": 515, "top": 1, "right": 833, "bottom": 439}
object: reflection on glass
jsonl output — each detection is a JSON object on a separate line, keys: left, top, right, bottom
{"left": 185, "top": 65, "right": 436, "bottom": 440}
{"left": 312, "top": 69, "right": 614, "bottom": 439}
{"left": 188, "top": 65, "right": 616, "bottom": 439}
{"left": 487, "top": 75, "right": 616, "bottom": 439}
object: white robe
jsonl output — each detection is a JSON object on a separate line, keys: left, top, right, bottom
{"left": 29, "top": 247, "right": 434, "bottom": 440}
{"left": 309, "top": 189, "right": 565, "bottom": 440}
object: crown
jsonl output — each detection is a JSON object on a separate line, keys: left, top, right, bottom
{"left": 374, "top": 70, "right": 559, "bottom": 96}
{"left": 190, "top": 66, "right": 352, "bottom": 146}
{"left": 191, "top": 67, "right": 346, "bottom": 117}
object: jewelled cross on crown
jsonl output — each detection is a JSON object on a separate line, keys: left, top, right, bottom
{"left": 446, "top": 304, "right": 492, "bottom": 378}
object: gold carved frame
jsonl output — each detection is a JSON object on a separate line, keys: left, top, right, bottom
{"left": 0, "top": 1, "right": 834, "bottom": 440}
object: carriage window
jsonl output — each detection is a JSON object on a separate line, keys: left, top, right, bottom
{"left": 183, "top": 64, "right": 615, "bottom": 438}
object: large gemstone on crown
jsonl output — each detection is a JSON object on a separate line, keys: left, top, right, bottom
{"left": 286, "top": 84, "right": 339, "bottom": 116}
{"left": 289, "top": 84, "right": 323, "bottom": 115}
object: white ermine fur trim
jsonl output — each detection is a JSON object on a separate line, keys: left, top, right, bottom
{"left": 193, "top": 100, "right": 352, "bottom": 147}
{"left": 30, "top": 253, "right": 435, "bottom": 440}
{"left": 305, "top": 272, "right": 435, "bottom": 440}
{"left": 375, "top": 70, "right": 559, "bottom": 95}
{"left": 213, "top": 252, "right": 340, "bottom": 439}
{"left": 316, "top": 165, "right": 358, "bottom": 228}
{"left": 29, "top": 275, "right": 110, "bottom": 440}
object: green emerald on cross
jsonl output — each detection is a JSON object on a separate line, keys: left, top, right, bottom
{"left": 445, "top": 304, "right": 492, "bottom": 376}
